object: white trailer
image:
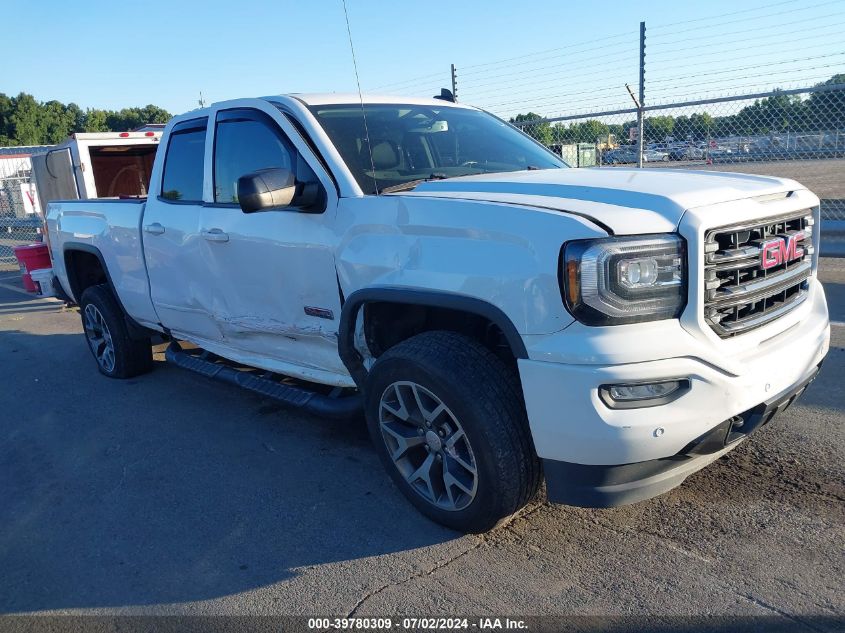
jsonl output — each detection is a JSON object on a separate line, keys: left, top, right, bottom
{"left": 31, "top": 130, "right": 162, "bottom": 205}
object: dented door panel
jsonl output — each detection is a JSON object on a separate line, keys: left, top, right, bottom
{"left": 197, "top": 205, "right": 346, "bottom": 377}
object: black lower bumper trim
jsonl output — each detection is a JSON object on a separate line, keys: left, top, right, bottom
{"left": 543, "top": 362, "right": 822, "bottom": 508}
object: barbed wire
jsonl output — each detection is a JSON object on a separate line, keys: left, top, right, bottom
{"left": 648, "top": 12, "right": 845, "bottom": 49}
{"left": 646, "top": 28, "right": 845, "bottom": 68}
{"left": 647, "top": 52, "right": 845, "bottom": 87}
{"left": 458, "top": 30, "right": 636, "bottom": 72}
{"left": 460, "top": 69, "right": 637, "bottom": 101}
{"left": 459, "top": 42, "right": 637, "bottom": 80}
{"left": 476, "top": 87, "right": 636, "bottom": 110}
{"left": 647, "top": 75, "right": 844, "bottom": 107}
{"left": 370, "top": 70, "right": 451, "bottom": 92}
{"left": 648, "top": 0, "right": 841, "bottom": 34}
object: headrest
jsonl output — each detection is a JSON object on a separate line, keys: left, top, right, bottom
{"left": 368, "top": 140, "right": 400, "bottom": 170}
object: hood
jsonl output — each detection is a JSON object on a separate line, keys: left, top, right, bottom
{"left": 404, "top": 168, "right": 804, "bottom": 234}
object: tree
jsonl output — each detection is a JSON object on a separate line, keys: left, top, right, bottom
{"left": 510, "top": 112, "right": 553, "bottom": 146}
{"left": 0, "top": 93, "right": 13, "bottom": 145}
{"left": 41, "top": 100, "right": 78, "bottom": 144}
{"left": 9, "top": 93, "right": 44, "bottom": 146}
{"left": 642, "top": 115, "right": 674, "bottom": 143}
{"left": 84, "top": 109, "right": 109, "bottom": 132}
{"left": 805, "top": 74, "right": 845, "bottom": 131}
{"left": 0, "top": 92, "right": 171, "bottom": 145}
{"left": 139, "top": 104, "right": 170, "bottom": 124}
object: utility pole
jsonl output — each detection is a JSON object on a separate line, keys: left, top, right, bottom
{"left": 451, "top": 64, "right": 458, "bottom": 102}
{"left": 637, "top": 21, "right": 646, "bottom": 168}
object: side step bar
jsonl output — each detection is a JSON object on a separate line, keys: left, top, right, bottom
{"left": 165, "top": 342, "right": 363, "bottom": 419}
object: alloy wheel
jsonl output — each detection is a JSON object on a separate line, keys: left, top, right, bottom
{"left": 83, "top": 303, "right": 116, "bottom": 373}
{"left": 378, "top": 381, "right": 478, "bottom": 511}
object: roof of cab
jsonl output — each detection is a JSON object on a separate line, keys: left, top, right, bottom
{"left": 266, "top": 93, "right": 475, "bottom": 108}
{"left": 169, "top": 93, "right": 476, "bottom": 125}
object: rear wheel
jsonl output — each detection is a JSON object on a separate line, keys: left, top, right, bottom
{"left": 365, "top": 331, "right": 540, "bottom": 533}
{"left": 79, "top": 284, "right": 153, "bottom": 378}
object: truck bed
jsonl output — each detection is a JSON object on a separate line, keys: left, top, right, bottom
{"left": 46, "top": 198, "right": 160, "bottom": 329}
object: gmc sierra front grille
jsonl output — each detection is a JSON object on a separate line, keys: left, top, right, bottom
{"left": 703, "top": 210, "right": 814, "bottom": 337}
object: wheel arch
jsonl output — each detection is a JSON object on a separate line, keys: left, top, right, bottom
{"left": 63, "top": 242, "right": 153, "bottom": 340}
{"left": 338, "top": 287, "right": 528, "bottom": 388}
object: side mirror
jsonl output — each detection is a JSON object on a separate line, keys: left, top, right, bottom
{"left": 237, "top": 167, "right": 296, "bottom": 213}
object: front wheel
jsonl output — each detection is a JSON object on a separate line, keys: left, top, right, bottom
{"left": 79, "top": 284, "right": 153, "bottom": 378}
{"left": 365, "top": 331, "right": 540, "bottom": 533}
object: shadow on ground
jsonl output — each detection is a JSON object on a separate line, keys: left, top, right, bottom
{"left": 0, "top": 327, "right": 456, "bottom": 613}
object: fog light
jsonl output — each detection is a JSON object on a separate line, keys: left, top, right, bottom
{"left": 600, "top": 379, "right": 690, "bottom": 409}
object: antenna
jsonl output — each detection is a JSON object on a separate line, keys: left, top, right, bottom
{"left": 341, "top": 0, "right": 378, "bottom": 195}
{"left": 198, "top": 91, "right": 206, "bottom": 108}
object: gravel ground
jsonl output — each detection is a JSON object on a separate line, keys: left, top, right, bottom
{"left": 0, "top": 263, "right": 842, "bottom": 630}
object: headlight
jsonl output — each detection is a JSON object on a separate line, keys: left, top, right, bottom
{"left": 562, "top": 234, "right": 687, "bottom": 325}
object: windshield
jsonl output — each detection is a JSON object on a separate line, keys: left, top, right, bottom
{"left": 307, "top": 104, "right": 568, "bottom": 194}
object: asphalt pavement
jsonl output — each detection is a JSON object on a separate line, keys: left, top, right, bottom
{"left": 0, "top": 263, "right": 843, "bottom": 629}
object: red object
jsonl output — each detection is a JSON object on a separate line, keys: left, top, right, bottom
{"left": 145, "top": 131, "right": 155, "bottom": 136}
{"left": 119, "top": 132, "right": 130, "bottom": 137}
{"left": 13, "top": 244, "right": 52, "bottom": 292}
{"left": 14, "top": 243, "right": 51, "bottom": 271}
{"left": 21, "top": 272, "right": 37, "bottom": 293}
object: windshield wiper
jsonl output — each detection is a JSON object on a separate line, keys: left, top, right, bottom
{"left": 380, "top": 173, "right": 449, "bottom": 194}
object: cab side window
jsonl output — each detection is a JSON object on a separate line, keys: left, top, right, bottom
{"left": 213, "top": 110, "right": 297, "bottom": 204}
{"left": 161, "top": 118, "right": 207, "bottom": 202}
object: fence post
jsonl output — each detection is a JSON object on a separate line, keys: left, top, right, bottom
{"left": 451, "top": 64, "right": 458, "bottom": 102}
{"left": 637, "top": 21, "right": 646, "bottom": 168}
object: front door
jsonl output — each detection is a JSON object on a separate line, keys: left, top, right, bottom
{"left": 198, "top": 105, "right": 346, "bottom": 384}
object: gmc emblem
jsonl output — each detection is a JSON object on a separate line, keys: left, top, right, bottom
{"left": 761, "top": 233, "right": 805, "bottom": 270}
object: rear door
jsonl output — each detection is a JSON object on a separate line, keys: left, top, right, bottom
{"left": 142, "top": 117, "right": 222, "bottom": 341}
{"left": 197, "top": 104, "right": 346, "bottom": 383}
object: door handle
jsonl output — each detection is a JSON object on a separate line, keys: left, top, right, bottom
{"left": 143, "top": 222, "right": 165, "bottom": 236}
{"left": 202, "top": 228, "right": 229, "bottom": 243}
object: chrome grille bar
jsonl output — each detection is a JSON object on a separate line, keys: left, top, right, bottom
{"left": 703, "top": 209, "right": 814, "bottom": 338}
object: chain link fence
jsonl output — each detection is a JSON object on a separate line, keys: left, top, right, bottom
{"left": 371, "top": 3, "right": 845, "bottom": 236}
{"left": 0, "top": 151, "right": 45, "bottom": 272}
{"left": 510, "top": 84, "right": 845, "bottom": 222}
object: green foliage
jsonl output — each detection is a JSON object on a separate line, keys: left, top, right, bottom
{"left": 512, "top": 74, "right": 845, "bottom": 146}
{"left": 0, "top": 93, "right": 171, "bottom": 146}
{"left": 643, "top": 115, "right": 675, "bottom": 142}
{"left": 510, "top": 112, "right": 553, "bottom": 145}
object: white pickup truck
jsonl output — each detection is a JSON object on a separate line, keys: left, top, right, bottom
{"left": 46, "top": 94, "right": 830, "bottom": 532}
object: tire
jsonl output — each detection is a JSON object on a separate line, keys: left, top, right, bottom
{"left": 79, "top": 284, "right": 153, "bottom": 379}
{"left": 365, "top": 331, "right": 541, "bottom": 533}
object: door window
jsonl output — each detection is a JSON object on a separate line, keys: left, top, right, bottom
{"left": 160, "top": 118, "right": 207, "bottom": 202}
{"left": 213, "top": 110, "right": 298, "bottom": 204}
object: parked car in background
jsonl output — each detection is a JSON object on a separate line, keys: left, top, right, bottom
{"left": 708, "top": 146, "right": 734, "bottom": 159}
{"left": 669, "top": 145, "right": 706, "bottom": 161}
{"left": 603, "top": 147, "right": 669, "bottom": 164}
{"left": 602, "top": 147, "right": 638, "bottom": 164}
{"left": 643, "top": 149, "right": 670, "bottom": 162}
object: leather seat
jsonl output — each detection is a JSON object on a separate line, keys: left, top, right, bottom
{"left": 364, "top": 140, "right": 401, "bottom": 170}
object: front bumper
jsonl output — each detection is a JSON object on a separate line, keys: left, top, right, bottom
{"left": 541, "top": 363, "right": 821, "bottom": 507}
{"left": 517, "top": 278, "right": 830, "bottom": 507}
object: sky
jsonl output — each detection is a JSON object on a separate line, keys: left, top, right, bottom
{"left": 2, "top": 0, "right": 844, "bottom": 121}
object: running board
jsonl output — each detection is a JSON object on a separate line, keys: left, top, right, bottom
{"left": 165, "top": 342, "right": 362, "bottom": 419}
